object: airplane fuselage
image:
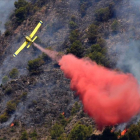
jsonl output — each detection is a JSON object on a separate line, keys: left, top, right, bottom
{"left": 25, "top": 36, "right": 32, "bottom": 42}
{"left": 13, "top": 20, "right": 43, "bottom": 57}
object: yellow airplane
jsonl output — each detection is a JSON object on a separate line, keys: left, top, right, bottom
{"left": 13, "top": 20, "right": 43, "bottom": 57}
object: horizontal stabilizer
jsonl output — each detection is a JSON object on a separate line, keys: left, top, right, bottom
{"left": 32, "top": 36, "right": 37, "bottom": 42}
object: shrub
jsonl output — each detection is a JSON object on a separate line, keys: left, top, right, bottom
{"left": 14, "top": 0, "right": 28, "bottom": 9}
{"left": 126, "top": 124, "right": 140, "bottom": 140}
{"left": 97, "top": 38, "right": 106, "bottom": 48}
{"left": 71, "top": 15, "right": 76, "bottom": 22}
{"left": 0, "top": 112, "right": 8, "bottom": 123}
{"left": 111, "top": 20, "right": 119, "bottom": 33}
{"left": 68, "top": 123, "right": 92, "bottom": 140}
{"left": 100, "top": 127, "right": 118, "bottom": 140}
{"left": 6, "top": 101, "right": 16, "bottom": 114}
{"left": 87, "top": 24, "right": 98, "bottom": 43}
{"left": 80, "top": 2, "right": 88, "bottom": 17}
{"left": 5, "top": 87, "right": 13, "bottom": 95}
{"left": 69, "top": 30, "right": 80, "bottom": 43}
{"left": 71, "top": 102, "right": 80, "bottom": 115}
{"left": 69, "top": 21, "right": 77, "bottom": 30}
{"left": 2, "top": 76, "right": 9, "bottom": 85}
{"left": 5, "top": 30, "right": 11, "bottom": 36}
{"left": 50, "top": 123, "right": 64, "bottom": 139}
{"left": 20, "top": 131, "right": 28, "bottom": 140}
{"left": 9, "top": 68, "right": 19, "bottom": 79}
{"left": 95, "top": 7, "right": 111, "bottom": 22}
{"left": 40, "top": 53, "right": 51, "bottom": 61}
{"left": 20, "top": 92, "right": 27, "bottom": 100}
{"left": 27, "top": 58, "right": 45, "bottom": 74}
{"left": 58, "top": 114, "right": 67, "bottom": 126}
{"left": 15, "top": 6, "right": 27, "bottom": 24}
{"left": 66, "top": 40, "right": 84, "bottom": 58}
{"left": 86, "top": 44, "right": 110, "bottom": 67}
{"left": 29, "top": 130, "right": 37, "bottom": 138}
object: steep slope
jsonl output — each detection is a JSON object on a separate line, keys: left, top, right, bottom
{"left": 0, "top": 0, "right": 140, "bottom": 139}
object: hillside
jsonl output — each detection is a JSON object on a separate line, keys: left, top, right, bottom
{"left": 0, "top": 0, "right": 140, "bottom": 140}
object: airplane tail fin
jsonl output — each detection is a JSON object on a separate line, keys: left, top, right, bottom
{"left": 27, "top": 36, "right": 37, "bottom": 48}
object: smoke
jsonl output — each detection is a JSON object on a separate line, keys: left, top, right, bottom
{"left": 33, "top": 43, "right": 63, "bottom": 61}
{"left": 58, "top": 54, "right": 140, "bottom": 130}
{"left": 0, "top": 0, "right": 16, "bottom": 33}
{"left": 106, "top": 0, "right": 140, "bottom": 130}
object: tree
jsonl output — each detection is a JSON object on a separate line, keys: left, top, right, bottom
{"left": 14, "top": 0, "right": 29, "bottom": 24}
{"left": 4, "top": 87, "right": 13, "bottom": 95}
{"left": 6, "top": 101, "right": 16, "bottom": 114}
{"left": 87, "top": 24, "right": 98, "bottom": 43}
{"left": 15, "top": 7, "right": 27, "bottom": 24}
{"left": 100, "top": 127, "right": 118, "bottom": 140}
{"left": 0, "top": 112, "right": 8, "bottom": 123}
{"left": 71, "top": 102, "right": 80, "bottom": 115}
{"left": 2, "top": 76, "right": 9, "bottom": 85}
{"left": 95, "top": 7, "right": 111, "bottom": 22}
{"left": 97, "top": 38, "right": 106, "bottom": 48}
{"left": 69, "top": 30, "right": 80, "bottom": 43}
{"left": 67, "top": 40, "right": 84, "bottom": 58}
{"left": 69, "top": 21, "right": 77, "bottom": 30}
{"left": 20, "top": 131, "right": 28, "bottom": 140}
{"left": 126, "top": 124, "right": 140, "bottom": 140}
{"left": 27, "top": 58, "right": 45, "bottom": 74}
{"left": 50, "top": 123, "right": 64, "bottom": 139}
{"left": 86, "top": 44, "right": 110, "bottom": 67}
{"left": 111, "top": 20, "right": 119, "bottom": 33}
{"left": 68, "top": 123, "right": 92, "bottom": 140}
{"left": 9, "top": 68, "right": 19, "bottom": 79}
{"left": 14, "top": 0, "right": 28, "bottom": 9}
{"left": 29, "top": 130, "right": 38, "bottom": 139}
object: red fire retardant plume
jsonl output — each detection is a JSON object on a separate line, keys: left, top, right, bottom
{"left": 59, "top": 54, "right": 140, "bottom": 130}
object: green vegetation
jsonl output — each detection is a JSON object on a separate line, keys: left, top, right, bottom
{"left": 2, "top": 76, "right": 9, "bottom": 85}
{"left": 20, "top": 92, "right": 28, "bottom": 101}
{"left": 9, "top": 68, "right": 19, "bottom": 79}
{"left": 14, "top": 0, "right": 49, "bottom": 25}
{"left": 125, "top": 124, "right": 140, "bottom": 140}
{"left": 40, "top": 53, "right": 51, "bottom": 61}
{"left": 50, "top": 123, "right": 64, "bottom": 139}
{"left": 95, "top": 4, "right": 115, "bottom": 22}
{"left": 29, "top": 130, "right": 38, "bottom": 139}
{"left": 6, "top": 101, "right": 16, "bottom": 114}
{"left": 71, "top": 102, "right": 80, "bottom": 115}
{"left": 97, "top": 38, "right": 106, "bottom": 48}
{"left": 111, "top": 20, "right": 119, "bottom": 33}
{"left": 66, "top": 40, "right": 84, "bottom": 58}
{"left": 14, "top": 0, "right": 28, "bottom": 9}
{"left": 0, "top": 112, "right": 8, "bottom": 123}
{"left": 69, "top": 30, "right": 80, "bottom": 43}
{"left": 20, "top": 131, "right": 28, "bottom": 140}
{"left": 69, "top": 21, "right": 77, "bottom": 30}
{"left": 4, "top": 86, "right": 13, "bottom": 95}
{"left": 68, "top": 123, "right": 92, "bottom": 140}
{"left": 14, "top": 0, "right": 28, "bottom": 24}
{"left": 58, "top": 114, "right": 68, "bottom": 126}
{"left": 87, "top": 24, "right": 98, "bottom": 43}
{"left": 27, "top": 57, "right": 45, "bottom": 74}
{"left": 79, "top": 0, "right": 91, "bottom": 17}
{"left": 98, "top": 127, "right": 118, "bottom": 140}
{"left": 4, "top": 30, "right": 11, "bottom": 36}
{"left": 86, "top": 44, "right": 109, "bottom": 67}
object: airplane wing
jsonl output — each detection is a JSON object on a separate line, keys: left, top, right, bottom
{"left": 13, "top": 41, "right": 28, "bottom": 57}
{"left": 29, "top": 21, "right": 43, "bottom": 39}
